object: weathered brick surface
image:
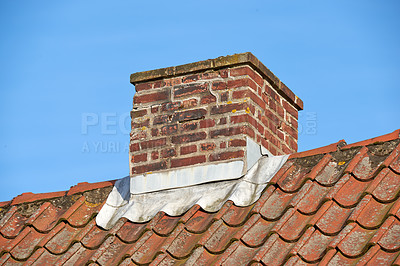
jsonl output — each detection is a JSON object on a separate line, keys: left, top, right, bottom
{"left": 129, "top": 63, "right": 301, "bottom": 176}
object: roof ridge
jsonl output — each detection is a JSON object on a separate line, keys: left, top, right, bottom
{"left": 6, "top": 180, "right": 116, "bottom": 206}
{"left": 340, "top": 129, "right": 400, "bottom": 150}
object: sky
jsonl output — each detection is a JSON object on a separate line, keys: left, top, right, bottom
{"left": 1, "top": 1, "right": 399, "bottom": 202}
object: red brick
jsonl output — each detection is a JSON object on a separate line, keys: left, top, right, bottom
{"left": 180, "top": 145, "right": 197, "bottom": 155}
{"left": 212, "top": 81, "right": 227, "bottom": 90}
{"left": 248, "top": 91, "right": 266, "bottom": 109}
{"left": 265, "top": 109, "right": 280, "bottom": 125}
{"left": 210, "top": 127, "right": 243, "bottom": 138}
{"left": 229, "top": 139, "right": 246, "bottom": 147}
{"left": 200, "top": 143, "right": 216, "bottom": 151}
{"left": 182, "top": 74, "right": 200, "bottom": 84}
{"left": 153, "top": 114, "right": 169, "bottom": 125}
{"left": 151, "top": 151, "right": 159, "bottom": 160}
{"left": 174, "top": 84, "right": 208, "bottom": 98}
{"left": 219, "top": 118, "right": 227, "bottom": 125}
{"left": 140, "top": 138, "right": 167, "bottom": 150}
{"left": 264, "top": 86, "right": 280, "bottom": 103}
{"left": 182, "top": 99, "right": 198, "bottom": 108}
{"left": 172, "top": 109, "right": 207, "bottom": 123}
{"left": 219, "top": 69, "right": 228, "bottom": 78}
{"left": 134, "top": 90, "right": 169, "bottom": 104}
{"left": 209, "top": 150, "right": 245, "bottom": 162}
{"left": 281, "top": 123, "right": 298, "bottom": 139}
{"left": 200, "top": 95, "right": 216, "bottom": 104}
{"left": 131, "top": 131, "right": 147, "bottom": 140}
{"left": 232, "top": 90, "right": 249, "bottom": 99}
{"left": 230, "top": 66, "right": 264, "bottom": 88}
{"left": 162, "top": 77, "right": 181, "bottom": 87}
{"left": 283, "top": 100, "right": 298, "bottom": 119}
{"left": 132, "top": 161, "right": 167, "bottom": 175}
{"left": 200, "top": 119, "right": 216, "bottom": 128}
{"left": 134, "top": 82, "right": 153, "bottom": 92}
{"left": 211, "top": 103, "right": 246, "bottom": 115}
{"left": 151, "top": 128, "right": 159, "bottom": 137}
{"left": 161, "top": 148, "right": 177, "bottom": 158}
{"left": 220, "top": 142, "right": 226, "bottom": 148}
{"left": 161, "top": 124, "right": 178, "bottom": 135}
{"left": 132, "top": 153, "right": 147, "bottom": 163}
{"left": 151, "top": 106, "right": 159, "bottom": 113}
{"left": 171, "top": 155, "right": 206, "bottom": 168}
{"left": 131, "top": 109, "right": 147, "bottom": 119}
{"left": 220, "top": 92, "right": 229, "bottom": 102}
{"left": 132, "top": 119, "right": 150, "bottom": 129}
{"left": 130, "top": 143, "right": 140, "bottom": 152}
{"left": 172, "top": 132, "right": 207, "bottom": 144}
{"left": 161, "top": 102, "right": 182, "bottom": 112}
{"left": 181, "top": 122, "right": 198, "bottom": 131}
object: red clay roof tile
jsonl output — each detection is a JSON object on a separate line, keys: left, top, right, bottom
{"left": 0, "top": 130, "right": 400, "bottom": 264}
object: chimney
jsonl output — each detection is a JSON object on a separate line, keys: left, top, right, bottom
{"left": 129, "top": 53, "right": 302, "bottom": 192}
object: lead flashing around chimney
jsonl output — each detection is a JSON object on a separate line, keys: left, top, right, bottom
{"left": 96, "top": 152, "right": 289, "bottom": 229}
{"left": 130, "top": 137, "right": 262, "bottom": 194}
{"left": 130, "top": 52, "right": 303, "bottom": 110}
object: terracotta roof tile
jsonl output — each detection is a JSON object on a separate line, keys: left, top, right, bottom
{"left": 0, "top": 130, "right": 399, "bottom": 265}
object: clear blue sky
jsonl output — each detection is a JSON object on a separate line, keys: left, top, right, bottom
{"left": 1, "top": 1, "right": 399, "bottom": 202}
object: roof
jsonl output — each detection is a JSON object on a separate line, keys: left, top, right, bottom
{"left": 1, "top": 129, "right": 400, "bottom": 265}
{"left": 130, "top": 52, "right": 303, "bottom": 110}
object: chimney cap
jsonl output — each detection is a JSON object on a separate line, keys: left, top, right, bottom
{"left": 130, "top": 52, "right": 303, "bottom": 110}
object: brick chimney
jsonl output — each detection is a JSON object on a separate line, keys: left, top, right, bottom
{"left": 129, "top": 52, "right": 302, "bottom": 181}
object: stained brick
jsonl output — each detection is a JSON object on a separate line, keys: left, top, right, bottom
{"left": 210, "top": 127, "right": 243, "bottom": 138}
{"left": 200, "top": 95, "right": 216, "bottom": 104}
{"left": 172, "top": 132, "right": 207, "bottom": 144}
{"left": 209, "top": 150, "right": 245, "bottom": 162}
{"left": 161, "top": 148, "right": 177, "bottom": 158}
{"left": 211, "top": 103, "right": 246, "bottom": 115}
{"left": 171, "top": 155, "right": 206, "bottom": 168}
{"left": 181, "top": 122, "right": 198, "bottom": 131}
{"left": 174, "top": 84, "right": 208, "bottom": 98}
{"left": 161, "top": 124, "right": 178, "bottom": 135}
{"left": 172, "top": 109, "right": 207, "bottom": 123}
{"left": 200, "top": 143, "right": 216, "bottom": 152}
{"left": 229, "top": 139, "right": 246, "bottom": 147}
{"left": 140, "top": 138, "right": 167, "bottom": 150}
{"left": 161, "top": 102, "right": 182, "bottom": 112}
{"left": 131, "top": 161, "right": 167, "bottom": 174}
{"left": 131, "top": 109, "right": 147, "bottom": 119}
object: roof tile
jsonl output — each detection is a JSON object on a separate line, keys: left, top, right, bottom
{"left": 9, "top": 227, "right": 47, "bottom": 260}
{"left": 378, "top": 217, "right": 400, "bottom": 251}
{"left": 337, "top": 223, "right": 376, "bottom": 257}
{"left": 153, "top": 213, "right": 181, "bottom": 236}
{"left": 357, "top": 195, "right": 394, "bottom": 229}
{"left": 277, "top": 210, "right": 312, "bottom": 241}
{"left": 185, "top": 208, "right": 217, "bottom": 233}
{"left": 1, "top": 131, "right": 400, "bottom": 264}
{"left": 220, "top": 241, "right": 259, "bottom": 265}
{"left": 0, "top": 210, "right": 29, "bottom": 238}
{"left": 130, "top": 232, "right": 167, "bottom": 264}
{"left": 372, "top": 168, "right": 400, "bottom": 202}
{"left": 167, "top": 229, "right": 202, "bottom": 258}
{"left": 316, "top": 201, "right": 354, "bottom": 235}
{"left": 298, "top": 228, "right": 333, "bottom": 262}
{"left": 259, "top": 187, "right": 295, "bottom": 220}
{"left": 241, "top": 215, "right": 276, "bottom": 247}
{"left": 260, "top": 234, "right": 295, "bottom": 266}
{"left": 333, "top": 174, "right": 371, "bottom": 207}
{"left": 326, "top": 250, "right": 359, "bottom": 265}
{"left": 203, "top": 221, "right": 240, "bottom": 253}
{"left": 96, "top": 236, "right": 132, "bottom": 265}
{"left": 221, "top": 203, "right": 253, "bottom": 226}
{"left": 296, "top": 181, "right": 331, "bottom": 214}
